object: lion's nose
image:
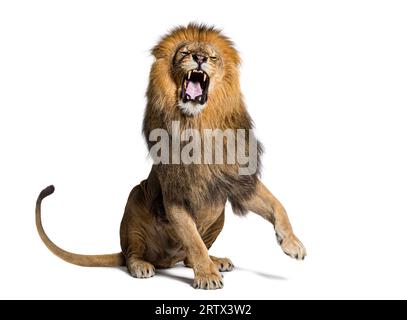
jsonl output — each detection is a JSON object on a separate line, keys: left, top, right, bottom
{"left": 192, "top": 54, "right": 207, "bottom": 64}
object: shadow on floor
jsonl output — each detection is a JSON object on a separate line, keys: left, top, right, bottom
{"left": 117, "top": 263, "right": 287, "bottom": 284}
{"left": 156, "top": 268, "right": 192, "bottom": 286}
{"left": 235, "top": 266, "right": 287, "bottom": 281}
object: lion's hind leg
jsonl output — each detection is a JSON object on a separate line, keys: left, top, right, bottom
{"left": 120, "top": 183, "right": 157, "bottom": 279}
{"left": 122, "top": 222, "right": 156, "bottom": 279}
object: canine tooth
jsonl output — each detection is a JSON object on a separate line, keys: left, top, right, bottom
{"left": 203, "top": 74, "right": 207, "bottom": 81}
{"left": 188, "top": 71, "right": 192, "bottom": 79}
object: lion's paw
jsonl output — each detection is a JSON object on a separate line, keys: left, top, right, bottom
{"left": 193, "top": 272, "right": 224, "bottom": 290}
{"left": 278, "top": 234, "right": 307, "bottom": 260}
{"left": 128, "top": 260, "right": 156, "bottom": 278}
{"left": 210, "top": 256, "right": 234, "bottom": 272}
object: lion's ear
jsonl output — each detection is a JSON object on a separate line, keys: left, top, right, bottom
{"left": 151, "top": 45, "right": 164, "bottom": 60}
{"left": 151, "top": 25, "right": 186, "bottom": 60}
{"left": 151, "top": 41, "right": 178, "bottom": 60}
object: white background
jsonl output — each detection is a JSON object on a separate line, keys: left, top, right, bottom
{"left": 1, "top": 0, "right": 407, "bottom": 300}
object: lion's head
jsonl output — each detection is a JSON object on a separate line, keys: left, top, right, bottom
{"left": 148, "top": 23, "right": 242, "bottom": 117}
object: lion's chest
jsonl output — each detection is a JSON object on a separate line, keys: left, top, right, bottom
{"left": 157, "top": 164, "right": 234, "bottom": 212}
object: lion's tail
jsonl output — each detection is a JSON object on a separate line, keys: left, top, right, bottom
{"left": 35, "top": 185, "right": 125, "bottom": 267}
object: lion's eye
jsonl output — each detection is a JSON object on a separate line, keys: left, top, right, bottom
{"left": 180, "top": 51, "right": 190, "bottom": 56}
{"left": 210, "top": 56, "right": 218, "bottom": 61}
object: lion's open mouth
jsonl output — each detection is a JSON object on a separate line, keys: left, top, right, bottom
{"left": 181, "top": 69, "right": 210, "bottom": 105}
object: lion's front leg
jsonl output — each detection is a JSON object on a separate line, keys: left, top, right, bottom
{"left": 244, "top": 181, "right": 307, "bottom": 260}
{"left": 184, "top": 210, "right": 234, "bottom": 272}
{"left": 165, "top": 202, "right": 224, "bottom": 290}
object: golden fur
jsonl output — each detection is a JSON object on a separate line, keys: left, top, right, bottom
{"left": 36, "top": 24, "right": 306, "bottom": 290}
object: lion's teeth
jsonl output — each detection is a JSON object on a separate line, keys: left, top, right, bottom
{"left": 188, "top": 71, "right": 192, "bottom": 79}
{"left": 203, "top": 74, "right": 207, "bottom": 81}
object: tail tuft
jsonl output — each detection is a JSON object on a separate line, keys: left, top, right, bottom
{"left": 38, "top": 185, "right": 55, "bottom": 202}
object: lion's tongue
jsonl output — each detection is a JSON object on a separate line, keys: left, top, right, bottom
{"left": 186, "top": 81, "right": 202, "bottom": 99}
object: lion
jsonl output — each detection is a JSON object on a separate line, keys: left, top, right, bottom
{"left": 36, "top": 23, "right": 306, "bottom": 290}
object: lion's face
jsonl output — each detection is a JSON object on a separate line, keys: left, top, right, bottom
{"left": 149, "top": 24, "right": 241, "bottom": 118}
{"left": 173, "top": 42, "right": 223, "bottom": 116}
